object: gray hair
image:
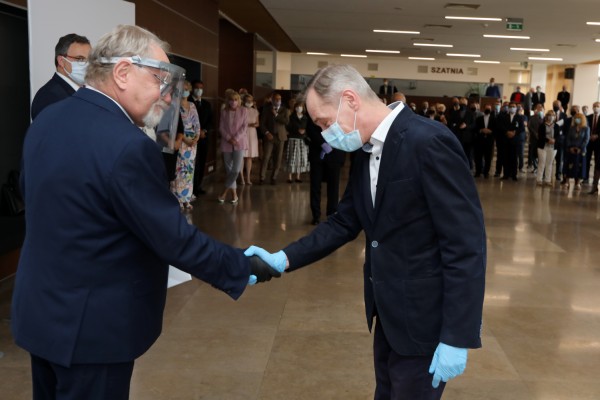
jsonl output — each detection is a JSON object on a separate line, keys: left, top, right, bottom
{"left": 299, "top": 64, "right": 379, "bottom": 106}
{"left": 86, "top": 25, "right": 169, "bottom": 85}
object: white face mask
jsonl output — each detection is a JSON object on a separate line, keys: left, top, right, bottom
{"left": 295, "top": 106, "right": 303, "bottom": 114}
{"left": 245, "top": 102, "right": 253, "bottom": 108}
{"left": 62, "top": 57, "right": 87, "bottom": 86}
{"left": 594, "top": 107, "right": 600, "bottom": 114}
{"left": 193, "top": 88, "right": 203, "bottom": 97}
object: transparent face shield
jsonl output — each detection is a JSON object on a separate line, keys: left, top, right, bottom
{"left": 100, "top": 56, "right": 186, "bottom": 153}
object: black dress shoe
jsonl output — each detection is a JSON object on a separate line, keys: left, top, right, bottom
{"left": 589, "top": 189, "right": 598, "bottom": 195}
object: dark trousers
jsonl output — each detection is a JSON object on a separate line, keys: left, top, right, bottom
{"left": 554, "top": 137, "right": 565, "bottom": 179}
{"left": 528, "top": 137, "right": 538, "bottom": 169}
{"left": 31, "top": 354, "right": 134, "bottom": 400}
{"left": 373, "top": 318, "right": 445, "bottom": 400}
{"left": 502, "top": 140, "right": 518, "bottom": 178}
{"left": 494, "top": 136, "right": 505, "bottom": 175}
{"left": 473, "top": 137, "right": 494, "bottom": 176}
{"left": 193, "top": 137, "right": 208, "bottom": 193}
{"left": 585, "top": 139, "right": 599, "bottom": 178}
{"left": 517, "top": 132, "right": 526, "bottom": 170}
{"left": 309, "top": 158, "right": 341, "bottom": 221}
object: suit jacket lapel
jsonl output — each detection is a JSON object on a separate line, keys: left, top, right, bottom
{"left": 373, "top": 108, "right": 408, "bottom": 215}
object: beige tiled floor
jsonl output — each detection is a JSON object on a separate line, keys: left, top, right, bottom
{"left": 2, "top": 169, "right": 600, "bottom": 399}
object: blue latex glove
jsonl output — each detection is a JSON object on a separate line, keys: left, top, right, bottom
{"left": 428, "top": 343, "right": 468, "bottom": 388}
{"left": 244, "top": 245, "right": 287, "bottom": 287}
{"left": 320, "top": 142, "right": 333, "bottom": 159}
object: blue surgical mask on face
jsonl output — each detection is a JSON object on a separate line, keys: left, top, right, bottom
{"left": 321, "top": 96, "right": 363, "bottom": 152}
{"left": 63, "top": 57, "right": 87, "bottom": 86}
{"left": 182, "top": 90, "right": 190, "bottom": 98}
{"left": 575, "top": 118, "right": 582, "bottom": 125}
{"left": 509, "top": 107, "right": 517, "bottom": 114}
{"left": 495, "top": 105, "right": 501, "bottom": 112}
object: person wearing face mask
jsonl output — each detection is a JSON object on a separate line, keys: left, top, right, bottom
{"left": 285, "top": 101, "right": 310, "bottom": 183}
{"left": 586, "top": 102, "right": 600, "bottom": 193}
{"left": 240, "top": 93, "right": 259, "bottom": 185}
{"left": 563, "top": 113, "right": 590, "bottom": 190}
{"left": 31, "top": 33, "right": 91, "bottom": 120}
{"left": 171, "top": 80, "right": 200, "bottom": 211}
{"left": 536, "top": 110, "right": 560, "bottom": 187}
{"left": 493, "top": 100, "right": 506, "bottom": 178}
{"left": 499, "top": 102, "right": 525, "bottom": 181}
{"left": 551, "top": 101, "right": 567, "bottom": 182}
{"left": 245, "top": 64, "right": 486, "bottom": 399}
{"left": 527, "top": 104, "right": 545, "bottom": 173}
{"left": 218, "top": 91, "right": 248, "bottom": 203}
{"left": 448, "top": 97, "right": 476, "bottom": 170}
{"left": 188, "top": 80, "right": 212, "bottom": 196}
{"left": 473, "top": 104, "right": 497, "bottom": 178}
{"left": 259, "top": 92, "right": 289, "bottom": 184}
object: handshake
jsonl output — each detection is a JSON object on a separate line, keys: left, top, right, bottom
{"left": 245, "top": 245, "right": 288, "bottom": 285}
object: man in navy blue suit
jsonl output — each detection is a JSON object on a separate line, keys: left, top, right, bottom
{"left": 30, "top": 33, "right": 91, "bottom": 120}
{"left": 246, "top": 64, "right": 486, "bottom": 399}
{"left": 13, "top": 25, "right": 279, "bottom": 400}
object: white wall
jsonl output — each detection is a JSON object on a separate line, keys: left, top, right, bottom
{"left": 572, "top": 64, "right": 600, "bottom": 108}
{"left": 28, "top": 0, "right": 135, "bottom": 102}
{"left": 290, "top": 53, "right": 512, "bottom": 86}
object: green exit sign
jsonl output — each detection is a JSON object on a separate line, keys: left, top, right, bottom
{"left": 506, "top": 18, "right": 524, "bottom": 31}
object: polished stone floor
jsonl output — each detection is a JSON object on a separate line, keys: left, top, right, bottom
{"left": 2, "top": 167, "right": 600, "bottom": 399}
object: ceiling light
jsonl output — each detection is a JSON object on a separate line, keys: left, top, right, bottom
{"left": 413, "top": 43, "right": 454, "bottom": 48}
{"left": 374, "top": 29, "right": 420, "bottom": 35}
{"left": 528, "top": 57, "right": 563, "bottom": 61}
{"left": 484, "top": 34, "right": 530, "bottom": 39}
{"left": 474, "top": 60, "right": 500, "bottom": 64}
{"left": 586, "top": 22, "right": 600, "bottom": 25}
{"left": 596, "top": 39, "right": 600, "bottom": 43}
{"left": 447, "top": 53, "right": 481, "bottom": 57}
{"left": 408, "top": 57, "right": 435, "bottom": 60}
{"left": 340, "top": 54, "right": 367, "bottom": 58}
{"left": 306, "top": 52, "right": 329, "bottom": 55}
{"left": 445, "top": 16, "right": 502, "bottom": 21}
{"left": 510, "top": 47, "right": 549, "bottom": 52}
{"left": 365, "top": 49, "right": 400, "bottom": 54}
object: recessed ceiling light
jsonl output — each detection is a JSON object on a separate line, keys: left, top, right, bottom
{"left": 595, "top": 39, "right": 600, "bottom": 43}
{"left": 365, "top": 49, "right": 400, "bottom": 54}
{"left": 447, "top": 53, "right": 481, "bottom": 57}
{"left": 413, "top": 43, "right": 454, "bottom": 48}
{"left": 340, "top": 54, "right": 367, "bottom": 58}
{"left": 374, "top": 29, "right": 420, "bottom": 35}
{"left": 484, "top": 34, "right": 530, "bottom": 39}
{"left": 510, "top": 47, "right": 550, "bottom": 52}
{"left": 586, "top": 22, "right": 600, "bottom": 25}
{"left": 445, "top": 16, "right": 502, "bottom": 21}
{"left": 409, "top": 57, "right": 435, "bottom": 60}
{"left": 528, "top": 57, "right": 563, "bottom": 61}
{"left": 475, "top": 60, "right": 500, "bottom": 64}
{"left": 306, "top": 52, "right": 329, "bottom": 55}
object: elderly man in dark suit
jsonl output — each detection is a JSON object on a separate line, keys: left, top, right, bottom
{"left": 30, "top": 33, "right": 91, "bottom": 120}
{"left": 473, "top": 104, "right": 497, "bottom": 178}
{"left": 246, "top": 64, "right": 486, "bottom": 399}
{"left": 13, "top": 25, "right": 278, "bottom": 400}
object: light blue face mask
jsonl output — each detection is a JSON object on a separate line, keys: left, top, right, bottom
{"left": 321, "top": 96, "right": 364, "bottom": 152}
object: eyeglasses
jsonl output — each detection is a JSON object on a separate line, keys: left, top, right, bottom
{"left": 98, "top": 55, "right": 184, "bottom": 97}
{"left": 62, "top": 54, "right": 88, "bottom": 65}
{"left": 135, "top": 64, "right": 170, "bottom": 93}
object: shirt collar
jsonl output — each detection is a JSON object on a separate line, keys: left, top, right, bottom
{"left": 85, "top": 85, "right": 135, "bottom": 124}
{"left": 56, "top": 71, "right": 81, "bottom": 92}
{"left": 367, "top": 101, "right": 404, "bottom": 155}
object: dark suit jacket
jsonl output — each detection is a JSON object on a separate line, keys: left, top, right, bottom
{"left": 13, "top": 88, "right": 250, "bottom": 367}
{"left": 484, "top": 85, "right": 501, "bottom": 98}
{"left": 475, "top": 113, "right": 497, "bottom": 143}
{"left": 260, "top": 105, "right": 289, "bottom": 141}
{"left": 30, "top": 73, "right": 76, "bottom": 120}
{"left": 587, "top": 113, "right": 600, "bottom": 137}
{"left": 499, "top": 113, "right": 525, "bottom": 143}
{"left": 284, "top": 106, "right": 486, "bottom": 356}
{"left": 557, "top": 91, "right": 570, "bottom": 109}
{"left": 188, "top": 95, "right": 212, "bottom": 133}
{"left": 532, "top": 92, "right": 546, "bottom": 107}
{"left": 448, "top": 107, "right": 476, "bottom": 144}
{"left": 379, "top": 84, "right": 398, "bottom": 96}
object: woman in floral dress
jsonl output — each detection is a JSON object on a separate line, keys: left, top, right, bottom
{"left": 171, "top": 80, "right": 200, "bottom": 210}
